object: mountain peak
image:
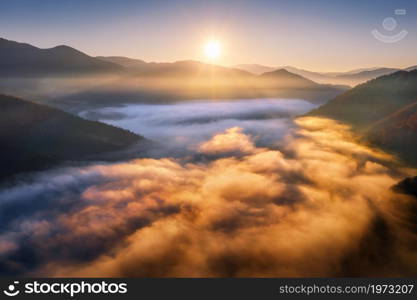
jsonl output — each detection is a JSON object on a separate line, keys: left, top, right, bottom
{"left": 52, "top": 45, "right": 75, "bottom": 50}
{"left": 49, "top": 44, "right": 88, "bottom": 56}
{"left": 260, "top": 68, "right": 317, "bottom": 84}
{"left": 261, "top": 68, "right": 296, "bottom": 76}
{"left": 0, "top": 37, "right": 37, "bottom": 49}
{"left": 0, "top": 38, "right": 122, "bottom": 76}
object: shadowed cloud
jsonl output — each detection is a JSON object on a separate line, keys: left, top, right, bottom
{"left": 0, "top": 117, "right": 416, "bottom": 277}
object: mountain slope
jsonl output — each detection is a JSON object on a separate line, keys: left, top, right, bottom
{"left": 238, "top": 64, "right": 416, "bottom": 86}
{"left": 308, "top": 70, "right": 417, "bottom": 166}
{"left": 281, "top": 66, "right": 330, "bottom": 83}
{"left": 234, "top": 64, "right": 276, "bottom": 75}
{"left": 54, "top": 65, "right": 347, "bottom": 111}
{"left": 367, "top": 102, "right": 417, "bottom": 165}
{"left": 129, "top": 60, "right": 254, "bottom": 78}
{"left": 332, "top": 68, "right": 399, "bottom": 85}
{"left": 283, "top": 66, "right": 400, "bottom": 86}
{"left": 0, "top": 94, "right": 143, "bottom": 179}
{"left": 0, "top": 38, "right": 123, "bottom": 77}
{"left": 309, "top": 70, "right": 417, "bottom": 128}
{"left": 97, "top": 56, "right": 147, "bottom": 69}
{"left": 259, "top": 68, "right": 322, "bottom": 88}
{"left": 0, "top": 36, "right": 347, "bottom": 107}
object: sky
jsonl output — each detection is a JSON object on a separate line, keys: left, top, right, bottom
{"left": 0, "top": 0, "right": 416, "bottom": 71}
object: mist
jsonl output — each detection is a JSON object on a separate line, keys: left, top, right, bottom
{"left": 1, "top": 116, "right": 416, "bottom": 277}
{"left": 79, "top": 99, "right": 316, "bottom": 149}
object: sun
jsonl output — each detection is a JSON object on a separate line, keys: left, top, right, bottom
{"left": 204, "top": 40, "right": 221, "bottom": 60}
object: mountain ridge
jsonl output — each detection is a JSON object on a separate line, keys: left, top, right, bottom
{"left": 308, "top": 69, "right": 417, "bottom": 166}
{"left": 0, "top": 37, "right": 123, "bottom": 77}
{"left": 234, "top": 63, "right": 417, "bottom": 86}
{"left": 0, "top": 93, "right": 145, "bottom": 179}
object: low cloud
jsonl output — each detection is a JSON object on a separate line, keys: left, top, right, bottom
{"left": 198, "top": 127, "right": 256, "bottom": 155}
{"left": 79, "top": 99, "right": 315, "bottom": 149}
{"left": 0, "top": 117, "right": 416, "bottom": 277}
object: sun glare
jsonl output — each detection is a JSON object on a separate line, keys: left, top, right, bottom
{"left": 204, "top": 40, "right": 221, "bottom": 60}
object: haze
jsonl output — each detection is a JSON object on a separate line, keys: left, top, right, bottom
{"left": 1, "top": 0, "right": 417, "bottom": 71}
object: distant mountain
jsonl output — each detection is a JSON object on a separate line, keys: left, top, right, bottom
{"left": 322, "top": 67, "right": 388, "bottom": 77}
{"left": 259, "top": 68, "right": 321, "bottom": 88}
{"left": 332, "top": 68, "right": 399, "bottom": 85}
{"left": 97, "top": 56, "right": 147, "bottom": 69}
{"left": 0, "top": 36, "right": 346, "bottom": 107}
{"left": 96, "top": 55, "right": 417, "bottom": 93}
{"left": 309, "top": 70, "right": 417, "bottom": 127}
{"left": 234, "top": 64, "right": 276, "bottom": 75}
{"left": 280, "top": 66, "right": 330, "bottom": 83}
{"left": 54, "top": 64, "right": 347, "bottom": 111}
{"left": 235, "top": 65, "right": 335, "bottom": 82}
{"left": 128, "top": 60, "right": 253, "bottom": 78}
{"left": 0, "top": 38, "right": 123, "bottom": 77}
{"left": 0, "top": 94, "right": 143, "bottom": 179}
{"left": 405, "top": 66, "right": 417, "bottom": 72}
{"left": 280, "top": 66, "right": 400, "bottom": 86}
{"left": 308, "top": 69, "right": 417, "bottom": 166}
{"left": 392, "top": 176, "right": 417, "bottom": 198}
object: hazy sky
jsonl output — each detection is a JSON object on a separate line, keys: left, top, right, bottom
{"left": 1, "top": 0, "right": 416, "bottom": 71}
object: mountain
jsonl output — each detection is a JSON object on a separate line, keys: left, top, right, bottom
{"left": 259, "top": 68, "right": 322, "bottom": 88}
{"left": 281, "top": 66, "right": 400, "bottom": 86}
{"left": 234, "top": 64, "right": 276, "bottom": 75}
{"left": 128, "top": 60, "right": 253, "bottom": 78}
{"left": 238, "top": 63, "right": 417, "bottom": 86}
{"left": 309, "top": 70, "right": 417, "bottom": 127}
{"left": 405, "top": 66, "right": 417, "bottom": 72}
{"left": 367, "top": 102, "right": 417, "bottom": 166}
{"left": 236, "top": 65, "right": 335, "bottom": 83}
{"left": 332, "top": 68, "right": 399, "bottom": 85}
{"left": 0, "top": 94, "right": 143, "bottom": 179}
{"left": 0, "top": 36, "right": 346, "bottom": 107}
{"left": 280, "top": 66, "right": 330, "bottom": 83}
{"left": 0, "top": 38, "right": 123, "bottom": 77}
{"left": 54, "top": 64, "right": 347, "bottom": 111}
{"left": 392, "top": 176, "right": 417, "bottom": 198}
{"left": 323, "top": 67, "right": 384, "bottom": 76}
{"left": 308, "top": 69, "right": 417, "bottom": 166}
{"left": 97, "top": 56, "right": 147, "bottom": 69}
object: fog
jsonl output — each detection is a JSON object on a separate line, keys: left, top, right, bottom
{"left": 1, "top": 107, "right": 416, "bottom": 276}
{"left": 79, "top": 99, "right": 316, "bottom": 149}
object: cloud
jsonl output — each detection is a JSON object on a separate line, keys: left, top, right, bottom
{"left": 80, "top": 99, "right": 315, "bottom": 149}
{"left": 0, "top": 117, "right": 416, "bottom": 277}
{"left": 198, "top": 127, "right": 256, "bottom": 155}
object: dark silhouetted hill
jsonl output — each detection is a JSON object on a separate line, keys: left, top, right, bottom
{"left": 333, "top": 68, "right": 399, "bottom": 85}
{"left": 0, "top": 94, "right": 143, "bottom": 179}
{"left": 392, "top": 176, "right": 417, "bottom": 198}
{"left": 259, "top": 69, "right": 322, "bottom": 88}
{"left": 309, "top": 70, "right": 417, "bottom": 127}
{"left": 234, "top": 64, "right": 275, "bottom": 75}
{"left": 129, "top": 60, "right": 253, "bottom": 78}
{"left": 308, "top": 70, "right": 417, "bottom": 166}
{"left": 281, "top": 66, "right": 400, "bottom": 86}
{"left": 53, "top": 63, "right": 347, "bottom": 111}
{"left": 367, "top": 102, "right": 417, "bottom": 166}
{"left": 0, "top": 38, "right": 123, "bottom": 77}
{"left": 0, "top": 36, "right": 347, "bottom": 107}
{"left": 97, "top": 56, "right": 147, "bottom": 69}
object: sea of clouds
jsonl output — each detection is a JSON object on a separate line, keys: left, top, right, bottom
{"left": 1, "top": 114, "right": 416, "bottom": 277}
{"left": 79, "top": 99, "right": 316, "bottom": 149}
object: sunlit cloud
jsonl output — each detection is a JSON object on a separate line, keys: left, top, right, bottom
{"left": 0, "top": 117, "right": 416, "bottom": 277}
{"left": 198, "top": 126, "right": 256, "bottom": 155}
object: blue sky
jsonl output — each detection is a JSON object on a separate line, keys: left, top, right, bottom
{"left": 0, "top": 0, "right": 416, "bottom": 71}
